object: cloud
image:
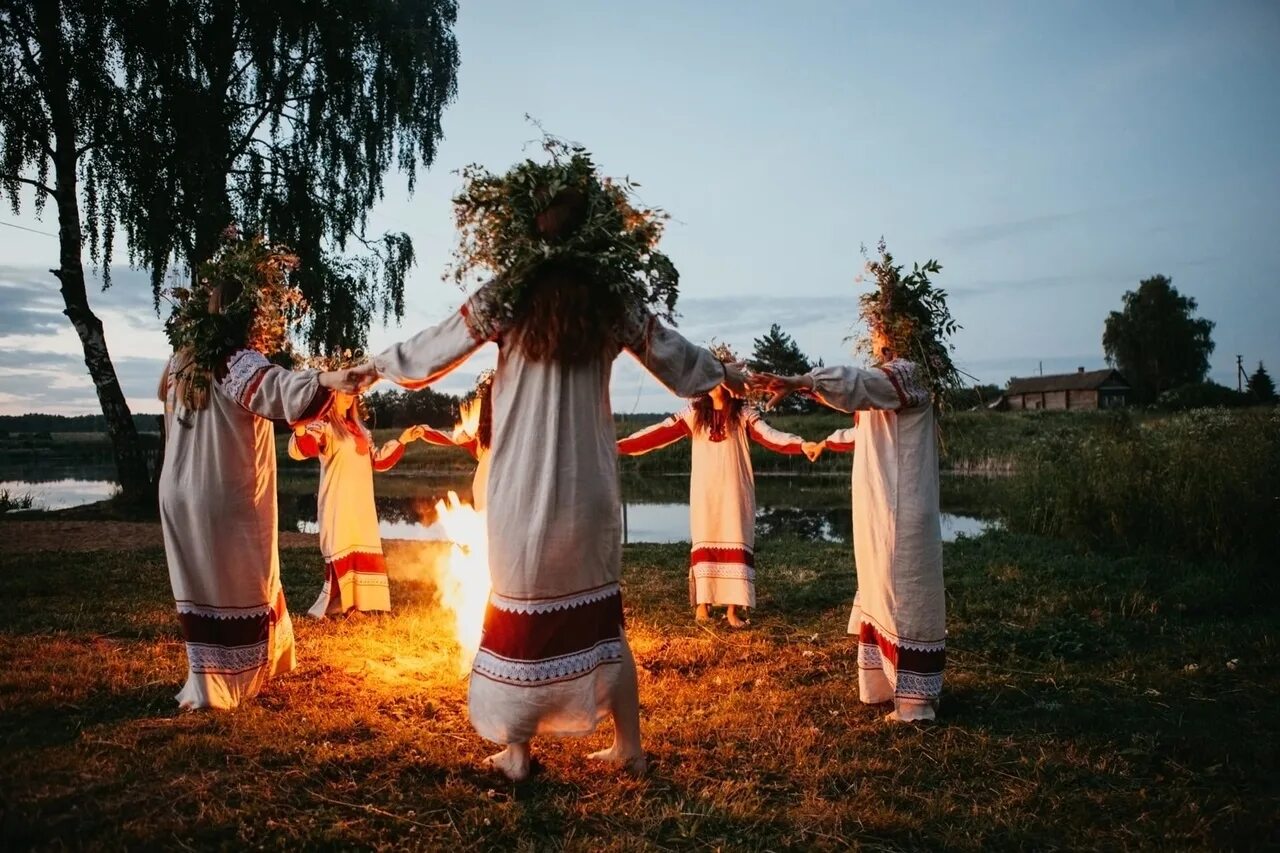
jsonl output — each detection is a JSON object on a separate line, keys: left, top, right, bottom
{"left": 0, "top": 350, "right": 167, "bottom": 416}
{"left": 938, "top": 210, "right": 1091, "bottom": 251}
{"left": 0, "top": 264, "right": 167, "bottom": 338}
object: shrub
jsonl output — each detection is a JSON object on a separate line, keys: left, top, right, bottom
{"left": 1004, "top": 408, "right": 1279, "bottom": 563}
{"left": 0, "top": 489, "right": 35, "bottom": 513}
{"left": 1157, "top": 381, "right": 1249, "bottom": 410}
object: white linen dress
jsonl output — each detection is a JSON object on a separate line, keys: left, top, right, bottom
{"left": 374, "top": 290, "right": 723, "bottom": 743}
{"left": 159, "top": 349, "right": 332, "bottom": 709}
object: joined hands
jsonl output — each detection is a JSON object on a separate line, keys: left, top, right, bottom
{"left": 748, "top": 371, "right": 813, "bottom": 411}
{"left": 319, "top": 362, "right": 380, "bottom": 394}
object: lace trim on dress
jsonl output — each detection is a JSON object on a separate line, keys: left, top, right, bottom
{"left": 221, "top": 349, "right": 271, "bottom": 404}
{"left": 186, "top": 640, "right": 268, "bottom": 674}
{"left": 488, "top": 583, "right": 621, "bottom": 615}
{"left": 690, "top": 563, "right": 755, "bottom": 581}
{"left": 893, "top": 670, "right": 944, "bottom": 700}
{"left": 472, "top": 639, "right": 623, "bottom": 684}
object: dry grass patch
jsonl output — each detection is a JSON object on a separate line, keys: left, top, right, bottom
{"left": 0, "top": 530, "right": 1276, "bottom": 849}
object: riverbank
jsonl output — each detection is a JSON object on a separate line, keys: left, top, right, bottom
{"left": 0, "top": 525, "right": 1274, "bottom": 849}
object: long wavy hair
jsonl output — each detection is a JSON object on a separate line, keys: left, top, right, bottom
{"left": 508, "top": 189, "right": 628, "bottom": 365}
{"left": 326, "top": 395, "right": 371, "bottom": 449}
{"left": 691, "top": 391, "right": 744, "bottom": 441}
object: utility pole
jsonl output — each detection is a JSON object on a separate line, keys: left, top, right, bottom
{"left": 1237, "top": 354, "right": 1246, "bottom": 392}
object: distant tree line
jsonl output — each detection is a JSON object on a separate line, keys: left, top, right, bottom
{"left": 0, "top": 413, "right": 163, "bottom": 434}
{"left": 362, "top": 387, "right": 460, "bottom": 430}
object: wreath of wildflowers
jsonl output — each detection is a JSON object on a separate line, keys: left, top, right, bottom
{"left": 306, "top": 347, "right": 365, "bottom": 373}
{"left": 163, "top": 229, "right": 307, "bottom": 403}
{"left": 855, "top": 239, "right": 964, "bottom": 410}
{"left": 470, "top": 368, "right": 496, "bottom": 396}
{"left": 709, "top": 340, "right": 767, "bottom": 407}
{"left": 447, "top": 136, "right": 679, "bottom": 329}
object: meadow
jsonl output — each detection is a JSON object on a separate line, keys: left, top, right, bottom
{"left": 0, "top": 529, "right": 1276, "bottom": 849}
{"left": 2, "top": 406, "right": 1276, "bottom": 848}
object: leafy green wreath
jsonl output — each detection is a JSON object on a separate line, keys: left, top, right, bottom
{"left": 446, "top": 135, "right": 679, "bottom": 333}
{"left": 856, "top": 239, "right": 964, "bottom": 410}
{"left": 163, "top": 230, "right": 307, "bottom": 404}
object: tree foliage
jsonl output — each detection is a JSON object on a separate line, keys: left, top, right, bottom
{"left": 0, "top": 0, "right": 150, "bottom": 498}
{"left": 114, "top": 0, "right": 459, "bottom": 353}
{"left": 1102, "top": 275, "right": 1215, "bottom": 404}
{"left": 750, "top": 323, "right": 818, "bottom": 414}
{"left": 363, "top": 387, "right": 458, "bottom": 429}
{"left": 0, "top": 0, "right": 458, "bottom": 501}
{"left": 1247, "top": 361, "right": 1277, "bottom": 404}
{"left": 1156, "top": 381, "right": 1248, "bottom": 411}
{"left": 4, "top": 0, "right": 459, "bottom": 353}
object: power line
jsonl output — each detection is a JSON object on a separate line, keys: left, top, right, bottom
{"left": 0, "top": 220, "right": 57, "bottom": 237}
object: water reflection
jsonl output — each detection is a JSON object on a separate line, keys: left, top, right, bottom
{"left": 0, "top": 478, "right": 119, "bottom": 511}
{"left": 2, "top": 471, "right": 996, "bottom": 543}
{"left": 622, "top": 504, "right": 991, "bottom": 544}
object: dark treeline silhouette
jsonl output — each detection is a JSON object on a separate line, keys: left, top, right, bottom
{"left": 0, "top": 413, "right": 163, "bottom": 434}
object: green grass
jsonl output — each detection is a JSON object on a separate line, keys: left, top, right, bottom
{"left": 1, "top": 530, "right": 1276, "bottom": 849}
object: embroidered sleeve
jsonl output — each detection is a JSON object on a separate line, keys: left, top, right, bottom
{"left": 745, "top": 410, "right": 805, "bottom": 454}
{"left": 621, "top": 310, "right": 725, "bottom": 399}
{"left": 806, "top": 360, "right": 925, "bottom": 413}
{"left": 373, "top": 285, "right": 502, "bottom": 390}
{"left": 220, "top": 350, "right": 332, "bottom": 426}
{"left": 371, "top": 439, "right": 406, "bottom": 472}
{"left": 824, "top": 426, "right": 856, "bottom": 453}
{"left": 617, "top": 411, "right": 692, "bottom": 456}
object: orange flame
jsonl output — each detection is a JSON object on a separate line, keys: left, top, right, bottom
{"left": 453, "top": 396, "right": 482, "bottom": 444}
{"left": 423, "top": 490, "right": 490, "bottom": 674}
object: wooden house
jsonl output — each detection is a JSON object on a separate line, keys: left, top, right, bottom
{"left": 999, "top": 367, "right": 1130, "bottom": 411}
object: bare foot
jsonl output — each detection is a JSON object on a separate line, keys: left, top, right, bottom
{"left": 694, "top": 604, "right": 710, "bottom": 622}
{"left": 726, "top": 606, "right": 750, "bottom": 629}
{"left": 884, "top": 703, "right": 937, "bottom": 724}
{"left": 587, "top": 744, "right": 649, "bottom": 777}
{"left": 482, "top": 745, "right": 532, "bottom": 781}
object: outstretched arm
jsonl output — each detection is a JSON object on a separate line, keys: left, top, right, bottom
{"left": 752, "top": 363, "right": 924, "bottom": 414}
{"left": 744, "top": 410, "right": 805, "bottom": 455}
{"left": 220, "top": 350, "right": 334, "bottom": 427}
{"left": 622, "top": 311, "right": 743, "bottom": 399}
{"left": 617, "top": 413, "right": 692, "bottom": 456}
{"left": 823, "top": 426, "right": 857, "bottom": 453}
{"left": 416, "top": 426, "right": 460, "bottom": 448}
{"left": 372, "top": 298, "right": 492, "bottom": 390}
{"left": 412, "top": 425, "right": 482, "bottom": 461}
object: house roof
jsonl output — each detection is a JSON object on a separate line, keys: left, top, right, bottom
{"left": 1006, "top": 368, "right": 1130, "bottom": 395}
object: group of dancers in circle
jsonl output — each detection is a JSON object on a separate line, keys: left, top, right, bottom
{"left": 156, "top": 143, "right": 949, "bottom": 781}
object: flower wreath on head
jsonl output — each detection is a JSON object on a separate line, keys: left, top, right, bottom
{"left": 470, "top": 368, "right": 496, "bottom": 397}
{"left": 163, "top": 228, "right": 306, "bottom": 407}
{"left": 855, "top": 238, "right": 963, "bottom": 412}
{"left": 305, "top": 348, "right": 365, "bottom": 373}
{"left": 447, "top": 133, "right": 679, "bottom": 336}
{"left": 708, "top": 340, "right": 766, "bottom": 408}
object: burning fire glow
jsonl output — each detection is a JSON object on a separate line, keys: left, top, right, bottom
{"left": 453, "top": 395, "right": 482, "bottom": 444}
{"left": 423, "top": 490, "right": 490, "bottom": 674}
